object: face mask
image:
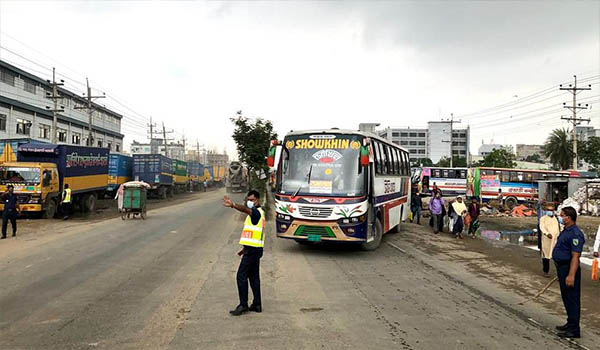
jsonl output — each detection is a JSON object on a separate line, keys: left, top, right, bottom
{"left": 546, "top": 211, "right": 554, "bottom": 217}
{"left": 246, "top": 200, "right": 255, "bottom": 209}
{"left": 557, "top": 216, "right": 564, "bottom": 224}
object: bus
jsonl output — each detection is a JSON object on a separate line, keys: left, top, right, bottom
{"left": 269, "top": 129, "right": 411, "bottom": 250}
{"left": 467, "top": 167, "right": 573, "bottom": 208}
{"left": 411, "top": 166, "right": 468, "bottom": 197}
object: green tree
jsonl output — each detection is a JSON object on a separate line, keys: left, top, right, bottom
{"left": 230, "top": 114, "right": 277, "bottom": 193}
{"left": 476, "top": 149, "right": 517, "bottom": 168}
{"left": 524, "top": 154, "right": 544, "bottom": 163}
{"left": 414, "top": 158, "right": 434, "bottom": 166}
{"left": 580, "top": 136, "right": 600, "bottom": 170}
{"left": 436, "top": 156, "right": 467, "bottom": 167}
{"left": 543, "top": 128, "right": 572, "bottom": 170}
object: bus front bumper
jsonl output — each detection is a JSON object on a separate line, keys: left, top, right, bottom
{"left": 276, "top": 219, "right": 366, "bottom": 242}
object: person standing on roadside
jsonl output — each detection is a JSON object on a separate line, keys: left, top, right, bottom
{"left": 60, "top": 184, "right": 72, "bottom": 220}
{"left": 1, "top": 185, "right": 19, "bottom": 239}
{"left": 203, "top": 180, "right": 208, "bottom": 192}
{"left": 497, "top": 188, "right": 503, "bottom": 208}
{"left": 431, "top": 182, "right": 442, "bottom": 197}
{"left": 553, "top": 206, "right": 584, "bottom": 338}
{"left": 223, "top": 190, "right": 265, "bottom": 316}
{"left": 451, "top": 196, "right": 467, "bottom": 239}
{"left": 429, "top": 192, "right": 444, "bottom": 234}
{"left": 539, "top": 203, "right": 561, "bottom": 277}
{"left": 410, "top": 190, "right": 422, "bottom": 225}
{"left": 593, "top": 224, "right": 600, "bottom": 258}
{"left": 467, "top": 197, "right": 481, "bottom": 238}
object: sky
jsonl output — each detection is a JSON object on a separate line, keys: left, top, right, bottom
{"left": 0, "top": 1, "right": 599, "bottom": 158}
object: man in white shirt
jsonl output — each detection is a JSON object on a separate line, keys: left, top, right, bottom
{"left": 593, "top": 225, "right": 600, "bottom": 258}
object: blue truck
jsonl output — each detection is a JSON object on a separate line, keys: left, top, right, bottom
{"left": 108, "top": 154, "right": 133, "bottom": 196}
{"left": 133, "top": 154, "right": 173, "bottom": 199}
{"left": 187, "top": 162, "right": 205, "bottom": 191}
{"left": 0, "top": 143, "right": 109, "bottom": 218}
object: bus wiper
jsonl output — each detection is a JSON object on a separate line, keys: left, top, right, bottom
{"left": 292, "top": 165, "right": 313, "bottom": 199}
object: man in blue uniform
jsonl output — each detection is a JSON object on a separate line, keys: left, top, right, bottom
{"left": 552, "top": 206, "right": 585, "bottom": 338}
{"left": 1, "top": 185, "right": 20, "bottom": 239}
{"left": 223, "top": 190, "right": 265, "bottom": 316}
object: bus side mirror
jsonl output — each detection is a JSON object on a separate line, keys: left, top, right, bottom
{"left": 360, "top": 146, "right": 369, "bottom": 166}
{"left": 267, "top": 140, "right": 279, "bottom": 167}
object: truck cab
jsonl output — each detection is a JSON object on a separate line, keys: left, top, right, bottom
{"left": 0, "top": 162, "right": 60, "bottom": 218}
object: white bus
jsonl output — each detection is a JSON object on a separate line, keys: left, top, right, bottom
{"left": 269, "top": 129, "right": 411, "bottom": 250}
{"left": 412, "top": 166, "right": 468, "bottom": 197}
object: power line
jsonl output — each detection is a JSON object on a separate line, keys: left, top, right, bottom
{"left": 559, "top": 75, "right": 592, "bottom": 170}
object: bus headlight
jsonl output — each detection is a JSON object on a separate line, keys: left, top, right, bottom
{"left": 277, "top": 213, "right": 292, "bottom": 221}
{"left": 342, "top": 219, "right": 350, "bottom": 224}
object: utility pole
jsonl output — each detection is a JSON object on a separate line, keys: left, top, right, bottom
{"left": 161, "top": 122, "right": 174, "bottom": 158}
{"left": 45, "top": 68, "right": 64, "bottom": 144}
{"left": 74, "top": 78, "right": 105, "bottom": 146}
{"left": 560, "top": 75, "right": 592, "bottom": 170}
{"left": 196, "top": 140, "right": 200, "bottom": 162}
{"left": 147, "top": 117, "right": 157, "bottom": 153}
{"left": 441, "top": 113, "right": 461, "bottom": 168}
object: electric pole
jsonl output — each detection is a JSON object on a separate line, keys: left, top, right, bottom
{"left": 74, "top": 78, "right": 105, "bottom": 146}
{"left": 45, "top": 68, "right": 64, "bottom": 144}
{"left": 560, "top": 75, "right": 592, "bottom": 170}
{"left": 147, "top": 117, "right": 157, "bottom": 153}
{"left": 196, "top": 141, "right": 200, "bottom": 162}
{"left": 161, "top": 122, "right": 174, "bottom": 158}
{"left": 441, "top": 113, "right": 461, "bottom": 168}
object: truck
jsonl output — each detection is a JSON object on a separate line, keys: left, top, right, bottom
{"left": 133, "top": 154, "right": 173, "bottom": 199}
{"left": 188, "top": 162, "right": 205, "bottom": 191}
{"left": 107, "top": 153, "right": 133, "bottom": 196}
{"left": 226, "top": 161, "right": 248, "bottom": 193}
{"left": 172, "top": 159, "right": 189, "bottom": 194}
{"left": 212, "top": 165, "right": 226, "bottom": 187}
{"left": 0, "top": 143, "right": 109, "bottom": 218}
{"left": 0, "top": 138, "right": 47, "bottom": 163}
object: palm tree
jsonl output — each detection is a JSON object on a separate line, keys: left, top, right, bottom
{"left": 543, "top": 128, "right": 572, "bottom": 170}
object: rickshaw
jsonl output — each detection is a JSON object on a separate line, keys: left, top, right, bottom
{"left": 121, "top": 181, "right": 148, "bottom": 220}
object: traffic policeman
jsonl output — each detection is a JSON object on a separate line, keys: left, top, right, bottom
{"left": 61, "top": 184, "right": 72, "bottom": 220}
{"left": 552, "top": 206, "right": 585, "bottom": 338}
{"left": 1, "top": 185, "right": 20, "bottom": 239}
{"left": 223, "top": 190, "right": 265, "bottom": 316}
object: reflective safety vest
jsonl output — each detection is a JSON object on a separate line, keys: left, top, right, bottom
{"left": 63, "top": 188, "right": 72, "bottom": 203}
{"left": 239, "top": 207, "right": 265, "bottom": 247}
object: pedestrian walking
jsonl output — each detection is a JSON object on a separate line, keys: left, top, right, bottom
{"left": 446, "top": 199, "right": 455, "bottom": 233}
{"left": 115, "top": 184, "right": 124, "bottom": 212}
{"left": 497, "top": 188, "right": 503, "bottom": 208}
{"left": 203, "top": 180, "right": 208, "bottom": 192}
{"left": 431, "top": 182, "right": 442, "bottom": 197}
{"left": 467, "top": 198, "right": 480, "bottom": 238}
{"left": 539, "top": 204, "right": 561, "bottom": 277}
{"left": 552, "top": 206, "right": 584, "bottom": 338}
{"left": 60, "top": 184, "right": 72, "bottom": 220}
{"left": 451, "top": 196, "right": 467, "bottom": 239}
{"left": 410, "top": 190, "right": 422, "bottom": 225}
{"left": 429, "top": 192, "right": 444, "bottom": 234}
{"left": 223, "top": 190, "right": 265, "bottom": 316}
{"left": 1, "top": 185, "right": 19, "bottom": 239}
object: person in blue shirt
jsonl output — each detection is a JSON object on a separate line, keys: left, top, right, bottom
{"left": 552, "top": 206, "right": 585, "bottom": 338}
{"left": 1, "top": 185, "right": 20, "bottom": 239}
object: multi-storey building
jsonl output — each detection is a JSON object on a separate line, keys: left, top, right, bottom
{"left": 130, "top": 139, "right": 185, "bottom": 160}
{"left": 515, "top": 144, "right": 545, "bottom": 161}
{"left": 0, "top": 60, "right": 124, "bottom": 151}
{"left": 379, "top": 121, "right": 470, "bottom": 164}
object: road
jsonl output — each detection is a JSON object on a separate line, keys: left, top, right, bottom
{"left": 0, "top": 189, "right": 594, "bottom": 349}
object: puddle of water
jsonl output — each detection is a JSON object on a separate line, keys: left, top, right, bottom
{"left": 479, "top": 229, "right": 537, "bottom": 246}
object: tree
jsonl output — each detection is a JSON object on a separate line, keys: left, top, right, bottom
{"left": 476, "top": 149, "right": 517, "bottom": 168}
{"left": 230, "top": 114, "right": 277, "bottom": 193}
{"left": 414, "top": 158, "right": 434, "bottom": 166}
{"left": 580, "top": 136, "right": 600, "bottom": 170}
{"left": 543, "top": 128, "right": 572, "bottom": 170}
{"left": 524, "top": 154, "right": 544, "bottom": 163}
{"left": 436, "top": 156, "right": 467, "bottom": 167}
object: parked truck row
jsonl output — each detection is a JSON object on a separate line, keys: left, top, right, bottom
{"left": 0, "top": 139, "right": 219, "bottom": 218}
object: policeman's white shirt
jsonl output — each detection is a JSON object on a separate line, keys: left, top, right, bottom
{"left": 594, "top": 225, "right": 600, "bottom": 254}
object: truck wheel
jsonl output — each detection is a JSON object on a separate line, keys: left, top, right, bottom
{"left": 44, "top": 199, "right": 57, "bottom": 219}
{"left": 361, "top": 218, "right": 383, "bottom": 251}
{"left": 505, "top": 197, "right": 518, "bottom": 210}
{"left": 84, "top": 194, "right": 97, "bottom": 212}
{"left": 159, "top": 187, "right": 167, "bottom": 200}
{"left": 168, "top": 187, "right": 174, "bottom": 198}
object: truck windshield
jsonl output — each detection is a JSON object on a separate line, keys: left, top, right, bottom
{"left": 280, "top": 134, "right": 365, "bottom": 197}
{"left": 0, "top": 167, "right": 41, "bottom": 184}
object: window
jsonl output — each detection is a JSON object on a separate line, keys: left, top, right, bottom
{"left": 97, "top": 140, "right": 103, "bottom": 147}
{"left": 409, "top": 132, "right": 417, "bottom": 137}
{"left": 57, "top": 129, "right": 67, "bottom": 142}
{"left": 39, "top": 124, "right": 50, "bottom": 139}
{"left": 481, "top": 169, "right": 491, "bottom": 176}
{"left": 400, "top": 140, "right": 408, "bottom": 145}
{"left": 392, "top": 141, "right": 399, "bottom": 145}
{"left": 409, "top": 149, "right": 417, "bottom": 154}
{"left": 448, "top": 170, "right": 456, "bottom": 178}
{"left": 418, "top": 149, "right": 425, "bottom": 154}
{"left": 72, "top": 132, "right": 81, "bottom": 145}
{"left": 1, "top": 69, "right": 15, "bottom": 86}
{"left": 373, "top": 141, "right": 382, "bottom": 174}
{"left": 409, "top": 141, "right": 417, "bottom": 146}
{"left": 402, "top": 151, "right": 410, "bottom": 175}
{"left": 443, "top": 169, "right": 449, "bottom": 178}
{"left": 459, "top": 133, "right": 466, "bottom": 138}
{"left": 400, "top": 132, "right": 408, "bottom": 137}
{"left": 116, "top": 144, "right": 120, "bottom": 152}
{"left": 452, "top": 150, "right": 459, "bottom": 155}
{"left": 23, "top": 78, "right": 36, "bottom": 94}
{"left": 460, "top": 150, "right": 466, "bottom": 155}
{"left": 392, "top": 132, "right": 399, "bottom": 137}
{"left": 460, "top": 170, "right": 467, "bottom": 179}
{"left": 501, "top": 171, "right": 510, "bottom": 182}
{"left": 418, "top": 141, "right": 425, "bottom": 146}
{"left": 107, "top": 142, "right": 112, "bottom": 151}
{"left": 0, "top": 114, "right": 6, "bottom": 131}
{"left": 379, "top": 143, "right": 389, "bottom": 174}
{"left": 452, "top": 141, "right": 459, "bottom": 146}
{"left": 452, "top": 133, "right": 459, "bottom": 138}
{"left": 418, "top": 133, "right": 426, "bottom": 137}
{"left": 433, "top": 169, "right": 441, "bottom": 178}
{"left": 16, "top": 118, "right": 31, "bottom": 135}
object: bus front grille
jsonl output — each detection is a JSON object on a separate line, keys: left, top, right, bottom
{"left": 294, "top": 225, "right": 335, "bottom": 237}
{"left": 298, "top": 206, "right": 333, "bottom": 218}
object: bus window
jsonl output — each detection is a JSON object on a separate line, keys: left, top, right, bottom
{"left": 378, "top": 143, "right": 388, "bottom": 174}
{"left": 532, "top": 172, "right": 542, "bottom": 180}
{"left": 391, "top": 149, "right": 399, "bottom": 175}
{"left": 433, "top": 169, "right": 441, "bottom": 178}
{"left": 385, "top": 145, "right": 393, "bottom": 175}
{"left": 443, "top": 169, "right": 449, "bottom": 178}
{"left": 509, "top": 171, "right": 520, "bottom": 182}
{"left": 481, "top": 169, "right": 490, "bottom": 176}
{"left": 460, "top": 170, "right": 467, "bottom": 179}
{"left": 372, "top": 141, "right": 381, "bottom": 174}
{"left": 525, "top": 172, "right": 534, "bottom": 182}
{"left": 501, "top": 171, "right": 510, "bottom": 182}
{"left": 448, "top": 170, "right": 456, "bottom": 178}
{"left": 403, "top": 152, "right": 410, "bottom": 175}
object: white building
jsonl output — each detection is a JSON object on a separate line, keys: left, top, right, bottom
{"left": 478, "top": 143, "right": 512, "bottom": 157}
{"left": 379, "top": 121, "right": 470, "bottom": 164}
{"left": 130, "top": 139, "right": 185, "bottom": 160}
{"left": 0, "top": 60, "right": 124, "bottom": 151}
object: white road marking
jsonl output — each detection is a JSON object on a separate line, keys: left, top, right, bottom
{"left": 526, "top": 245, "right": 594, "bottom": 267}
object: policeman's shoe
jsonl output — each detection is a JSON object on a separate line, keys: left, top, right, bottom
{"left": 11, "top": 233, "right": 16, "bottom": 237}
{"left": 557, "top": 330, "right": 580, "bottom": 338}
{"left": 229, "top": 305, "right": 249, "bottom": 316}
{"left": 0, "top": 236, "right": 6, "bottom": 239}
{"left": 249, "top": 304, "right": 262, "bottom": 313}
{"left": 555, "top": 323, "right": 569, "bottom": 331}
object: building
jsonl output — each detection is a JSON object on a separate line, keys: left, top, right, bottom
{"left": 205, "top": 150, "right": 229, "bottom": 167}
{"left": 478, "top": 143, "right": 512, "bottom": 157}
{"left": 515, "top": 144, "right": 545, "bottom": 161}
{"left": 0, "top": 60, "right": 124, "bottom": 151}
{"left": 576, "top": 125, "right": 600, "bottom": 142}
{"left": 130, "top": 139, "right": 185, "bottom": 160}
{"left": 358, "top": 123, "right": 380, "bottom": 135}
{"left": 379, "top": 121, "right": 470, "bottom": 164}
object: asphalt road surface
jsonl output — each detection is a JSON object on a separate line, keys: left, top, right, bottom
{"left": 0, "top": 190, "right": 594, "bottom": 349}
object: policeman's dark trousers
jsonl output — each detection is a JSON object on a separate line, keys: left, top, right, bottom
{"left": 542, "top": 258, "right": 550, "bottom": 274}
{"left": 411, "top": 207, "right": 421, "bottom": 224}
{"left": 62, "top": 203, "right": 71, "bottom": 219}
{"left": 555, "top": 261, "right": 581, "bottom": 333}
{"left": 237, "top": 246, "right": 263, "bottom": 308}
{"left": 2, "top": 211, "right": 17, "bottom": 237}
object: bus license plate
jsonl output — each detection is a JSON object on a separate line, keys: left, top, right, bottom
{"left": 307, "top": 235, "right": 321, "bottom": 242}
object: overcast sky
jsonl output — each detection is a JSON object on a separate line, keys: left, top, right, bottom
{"left": 1, "top": 1, "right": 599, "bottom": 158}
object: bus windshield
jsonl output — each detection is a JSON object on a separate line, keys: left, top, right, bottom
{"left": 280, "top": 134, "right": 365, "bottom": 197}
{"left": 0, "top": 166, "right": 41, "bottom": 184}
